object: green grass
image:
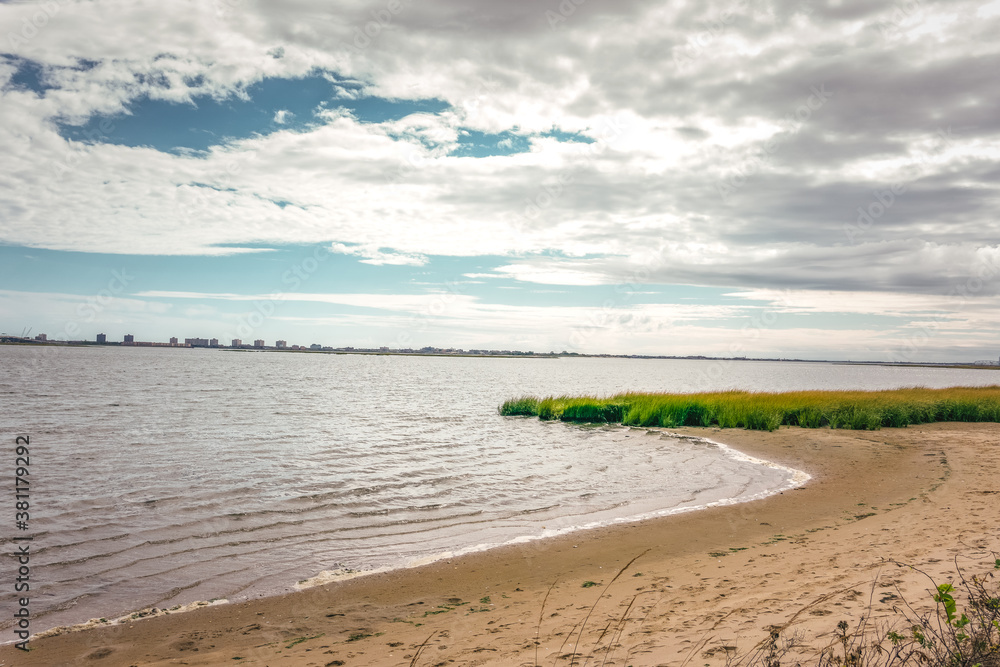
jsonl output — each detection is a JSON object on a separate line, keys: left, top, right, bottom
{"left": 498, "top": 386, "right": 1000, "bottom": 431}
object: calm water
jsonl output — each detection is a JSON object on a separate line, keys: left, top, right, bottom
{"left": 2, "top": 346, "right": 999, "bottom": 634}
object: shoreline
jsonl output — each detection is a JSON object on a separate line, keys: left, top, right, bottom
{"left": 6, "top": 429, "right": 808, "bottom": 643}
{"left": 5, "top": 423, "right": 999, "bottom": 666}
{"left": 7, "top": 342, "right": 1000, "bottom": 370}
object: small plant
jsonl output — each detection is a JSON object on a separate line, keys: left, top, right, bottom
{"left": 582, "top": 581, "right": 599, "bottom": 588}
{"left": 727, "top": 556, "right": 1000, "bottom": 667}
{"left": 497, "top": 396, "right": 539, "bottom": 416}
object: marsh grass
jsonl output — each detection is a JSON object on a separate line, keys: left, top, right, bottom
{"left": 499, "top": 386, "right": 1000, "bottom": 431}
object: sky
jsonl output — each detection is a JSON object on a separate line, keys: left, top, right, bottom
{"left": 1, "top": 0, "right": 999, "bottom": 361}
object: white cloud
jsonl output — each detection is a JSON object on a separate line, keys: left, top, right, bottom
{"left": 724, "top": 288, "right": 1000, "bottom": 321}
{"left": 492, "top": 263, "right": 611, "bottom": 286}
{"left": 979, "top": 0, "right": 1000, "bottom": 18}
{"left": 135, "top": 290, "right": 474, "bottom": 312}
{"left": 329, "top": 243, "right": 428, "bottom": 266}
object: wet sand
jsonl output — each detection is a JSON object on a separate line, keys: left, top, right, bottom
{"left": 5, "top": 423, "right": 999, "bottom": 666}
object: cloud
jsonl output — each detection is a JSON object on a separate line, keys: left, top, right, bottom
{"left": 329, "top": 243, "right": 428, "bottom": 266}
{"left": 272, "top": 109, "right": 293, "bottom": 124}
{"left": 0, "top": 288, "right": 173, "bottom": 340}
{"left": 135, "top": 290, "right": 473, "bottom": 312}
{"left": 1, "top": 0, "right": 999, "bottom": 354}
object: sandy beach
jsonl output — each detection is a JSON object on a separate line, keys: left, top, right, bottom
{"left": 5, "top": 422, "right": 998, "bottom": 667}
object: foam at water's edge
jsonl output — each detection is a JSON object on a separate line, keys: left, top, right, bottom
{"left": 296, "top": 429, "right": 810, "bottom": 588}
{"left": 294, "top": 566, "right": 392, "bottom": 590}
{"left": 8, "top": 599, "right": 231, "bottom": 644}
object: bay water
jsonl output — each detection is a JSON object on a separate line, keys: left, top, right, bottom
{"left": 2, "top": 345, "right": 998, "bottom": 633}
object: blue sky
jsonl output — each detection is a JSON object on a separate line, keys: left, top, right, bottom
{"left": 2, "top": 0, "right": 1000, "bottom": 360}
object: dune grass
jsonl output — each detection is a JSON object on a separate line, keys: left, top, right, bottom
{"left": 498, "top": 386, "right": 1000, "bottom": 431}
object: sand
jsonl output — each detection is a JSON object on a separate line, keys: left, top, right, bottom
{"left": 4, "top": 422, "right": 998, "bottom": 667}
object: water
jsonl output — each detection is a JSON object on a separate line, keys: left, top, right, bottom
{"left": 2, "top": 346, "right": 998, "bottom": 634}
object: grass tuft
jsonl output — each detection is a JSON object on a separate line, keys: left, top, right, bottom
{"left": 731, "top": 557, "right": 1000, "bottom": 667}
{"left": 498, "top": 386, "right": 1000, "bottom": 431}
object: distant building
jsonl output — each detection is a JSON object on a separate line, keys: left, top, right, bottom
{"left": 209, "top": 338, "right": 219, "bottom": 347}
{"left": 275, "top": 340, "right": 287, "bottom": 348}
{"left": 254, "top": 339, "right": 265, "bottom": 348}
{"left": 310, "top": 343, "right": 322, "bottom": 350}
{"left": 96, "top": 333, "right": 106, "bottom": 344}
{"left": 34, "top": 333, "right": 47, "bottom": 341}
{"left": 185, "top": 338, "right": 210, "bottom": 347}
{"left": 169, "top": 337, "right": 178, "bottom": 345}
{"left": 123, "top": 334, "right": 134, "bottom": 344}
{"left": 231, "top": 339, "right": 241, "bottom": 348}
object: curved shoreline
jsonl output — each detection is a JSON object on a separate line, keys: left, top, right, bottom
{"left": 5, "top": 423, "right": 998, "bottom": 666}
{"left": 10, "top": 428, "right": 808, "bottom": 643}
{"left": 294, "top": 430, "right": 810, "bottom": 592}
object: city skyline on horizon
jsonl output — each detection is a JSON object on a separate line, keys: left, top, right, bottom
{"left": 5, "top": 326, "right": 1000, "bottom": 366}
{"left": 7, "top": 330, "right": 544, "bottom": 353}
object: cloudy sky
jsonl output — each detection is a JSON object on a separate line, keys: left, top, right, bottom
{"left": 1, "top": 0, "right": 999, "bottom": 360}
